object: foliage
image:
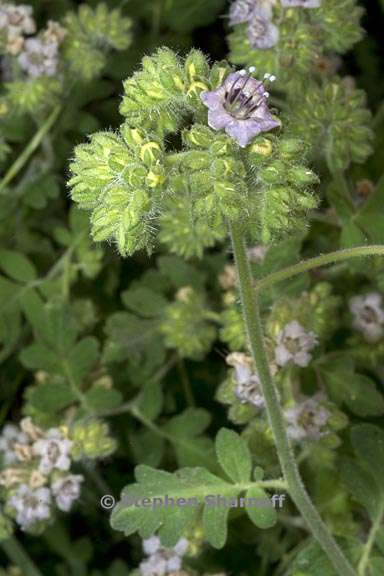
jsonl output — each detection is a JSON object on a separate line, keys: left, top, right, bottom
{"left": 0, "top": 0, "right": 383, "bottom": 575}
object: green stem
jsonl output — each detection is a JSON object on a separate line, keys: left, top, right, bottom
{"left": 177, "top": 357, "right": 195, "bottom": 406}
{"left": 0, "top": 104, "right": 61, "bottom": 194}
{"left": 1, "top": 536, "right": 42, "bottom": 576}
{"left": 358, "top": 501, "right": 384, "bottom": 576}
{"left": 229, "top": 221, "right": 357, "bottom": 576}
{"left": 256, "top": 245, "right": 384, "bottom": 293}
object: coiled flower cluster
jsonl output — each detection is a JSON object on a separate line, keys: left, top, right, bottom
{"left": 1, "top": 3, "right": 132, "bottom": 114}
{"left": 69, "top": 49, "right": 319, "bottom": 257}
{"left": 227, "top": 0, "right": 363, "bottom": 89}
{"left": 0, "top": 417, "right": 115, "bottom": 534}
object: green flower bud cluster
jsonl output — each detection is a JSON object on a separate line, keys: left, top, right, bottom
{"left": 228, "top": 0, "right": 362, "bottom": 90}
{"left": 5, "top": 77, "right": 62, "bottom": 114}
{"left": 160, "top": 287, "right": 217, "bottom": 360}
{"left": 70, "top": 419, "right": 116, "bottom": 460}
{"left": 120, "top": 48, "right": 224, "bottom": 136}
{"left": 69, "top": 48, "right": 320, "bottom": 256}
{"left": 63, "top": 3, "right": 132, "bottom": 81}
{"left": 68, "top": 127, "right": 166, "bottom": 256}
{"left": 219, "top": 306, "right": 246, "bottom": 351}
{"left": 228, "top": 13, "right": 317, "bottom": 89}
{"left": 267, "top": 282, "right": 341, "bottom": 341}
{"left": 287, "top": 79, "right": 373, "bottom": 171}
{"left": 310, "top": 468, "right": 356, "bottom": 537}
{"left": 245, "top": 135, "right": 319, "bottom": 243}
{"left": 312, "top": 0, "right": 363, "bottom": 54}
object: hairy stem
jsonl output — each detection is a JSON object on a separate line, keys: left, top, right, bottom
{"left": 256, "top": 245, "right": 384, "bottom": 292}
{"left": 229, "top": 221, "right": 357, "bottom": 576}
{"left": 1, "top": 536, "right": 42, "bottom": 576}
{"left": 0, "top": 104, "right": 61, "bottom": 194}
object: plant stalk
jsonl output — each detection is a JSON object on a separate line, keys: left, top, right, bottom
{"left": 1, "top": 536, "right": 43, "bottom": 576}
{"left": 256, "top": 245, "right": 384, "bottom": 293}
{"left": 229, "top": 221, "right": 357, "bottom": 576}
{"left": 0, "top": 104, "right": 61, "bottom": 194}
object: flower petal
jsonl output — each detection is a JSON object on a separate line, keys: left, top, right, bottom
{"left": 207, "top": 107, "right": 233, "bottom": 130}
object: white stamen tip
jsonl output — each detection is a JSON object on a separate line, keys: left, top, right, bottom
{"left": 263, "top": 92, "right": 270, "bottom": 98}
{"left": 239, "top": 69, "right": 247, "bottom": 76}
{"left": 248, "top": 66, "right": 256, "bottom": 73}
{"left": 264, "top": 73, "right": 271, "bottom": 79}
{"left": 269, "top": 75, "right": 277, "bottom": 82}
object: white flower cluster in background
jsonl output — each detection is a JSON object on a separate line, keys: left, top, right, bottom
{"left": 349, "top": 292, "right": 384, "bottom": 343}
{"left": 0, "top": 418, "right": 83, "bottom": 531}
{"left": 0, "top": 3, "right": 66, "bottom": 78}
{"left": 274, "top": 320, "right": 318, "bottom": 367}
{"left": 140, "top": 536, "right": 190, "bottom": 576}
{"left": 0, "top": 3, "right": 35, "bottom": 55}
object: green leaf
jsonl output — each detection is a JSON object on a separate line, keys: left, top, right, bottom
{"left": 202, "top": 498, "right": 233, "bottom": 549}
{"left": 215, "top": 428, "right": 252, "bottom": 483}
{"left": 84, "top": 386, "right": 123, "bottom": 411}
{"left": 27, "top": 381, "right": 77, "bottom": 414}
{"left": 163, "top": 408, "right": 215, "bottom": 470}
{"left": 245, "top": 485, "right": 277, "bottom": 529}
{"left": 339, "top": 457, "right": 380, "bottom": 519}
{"left": 157, "top": 256, "right": 205, "bottom": 290}
{"left": 103, "top": 312, "right": 165, "bottom": 371}
{"left": 134, "top": 380, "right": 163, "bottom": 421}
{"left": 288, "top": 537, "right": 361, "bottom": 576}
{"left": 340, "top": 220, "right": 368, "bottom": 249}
{"left": 67, "top": 337, "right": 99, "bottom": 384}
{"left": 162, "top": 0, "right": 225, "bottom": 33}
{"left": 320, "top": 363, "right": 384, "bottom": 416}
{"left": 111, "top": 455, "right": 273, "bottom": 548}
{"left": 351, "top": 424, "right": 384, "bottom": 486}
{"left": 122, "top": 287, "right": 167, "bottom": 318}
{"left": 0, "top": 249, "right": 37, "bottom": 283}
{"left": 130, "top": 430, "right": 164, "bottom": 467}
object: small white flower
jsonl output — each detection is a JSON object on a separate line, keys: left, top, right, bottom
{"left": 226, "top": 353, "right": 265, "bottom": 408}
{"left": 173, "top": 537, "right": 189, "bottom": 556}
{"left": 140, "top": 537, "right": 189, "bottom": 575}
{"left": 143, "top": 536, "right": 162, "bottom": 556}
{"left": 140, "top": 555, "right": 167, "bottom": 576}
{"left": 51, "top": 474, "right": 84, "bottom": 512}
{"left": 18, "top": 37, "right": 59, "bottom": 78}
{"left": 281, "top": 0, "right": 321, "bottom": 7}
{"left": 8, "top": 484, "right": 51, "bottom": 530}
{"left": 164, "top": 555, "right": 182, "bottom": 572}
{"left": 33, "top": 428, "right": 73, "bottom": 474}
{"left": 349, "top": 293, "right": 384, "bottom": 343}
{"left": 0, "top": 424, "right": 28, "bottom": 465}
{"left": 0, "top": 3, "right": 35, "bottom": 55}
{"left": 247, "top": 244, "right": 268, "bottom": 263}
{"left": 284, "top": 395, "right": 330, "bottom": 442}
{"left": 275, "top": 321, "right": 318, "bottom": 367}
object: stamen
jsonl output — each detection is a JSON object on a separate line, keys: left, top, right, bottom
{"left": 248, "top": 66, "right": 256, "bottom": 73}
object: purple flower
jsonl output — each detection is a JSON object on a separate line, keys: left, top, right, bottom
{"left": 281, "top": 0, "right": 321, "bottom": 8}
{"left": 200, "top": 71, "right": 280, "bottom": 147}
{"left": 229, "top": 0, "right": 258, "bottom": 25}
{"left": 247, "top": 11, "right": 279, "bottom": 49}
{"left": 229, "top": 0, "right": 275, "bottom": 25}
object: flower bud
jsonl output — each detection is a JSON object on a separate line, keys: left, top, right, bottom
{"left": 183, "top": 125, "right": 213, "bottom": 149}
{"left": 184, "top": 49, "right": 210, "bottom": 81}
{"left": 70, "top": 420, "right": 116, "bottom": 460}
